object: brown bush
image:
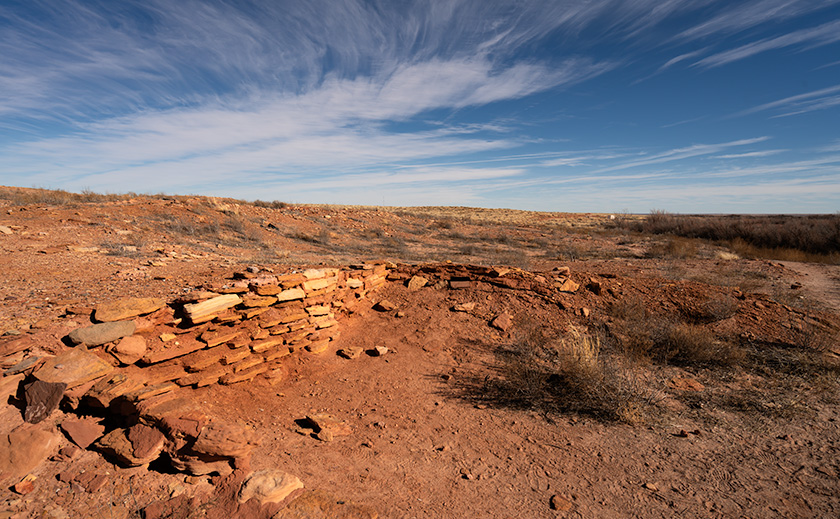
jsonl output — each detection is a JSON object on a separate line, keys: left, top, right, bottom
{"left": 455, "top": 322, "right": 660, "bottom": 423}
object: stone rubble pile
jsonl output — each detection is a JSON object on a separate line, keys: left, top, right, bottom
{"left": 0, "top": 263, "right": 389, "bottom": 489}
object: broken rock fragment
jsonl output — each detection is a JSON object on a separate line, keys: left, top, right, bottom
{"left": 0, "top": 425, "right": 61, "bottom": 485}
{"left": 96, "top": 424, "right": 165, "bottom": 467}
{"left": 490, "top": 313, "right": 513, "bottom": 332}
{"left": 406, "top": 275, "right": 428, "bottom": 290}
{"left": 23, "top": 380, "right": 66, "bottom": 424}
{"left": 338, "top": 347, "right": 364, "bottom": 359}
{"left": 183, "top": 294, "right": 242, "bottom": 325}
{"left": 112, "top": 335, "right": 147, "bottom": 365}
{"left": 60, "top": 417, "right": 106, "bottom": 449}
{"left": 238, "top": 469, "right": 304, "bottom": 505}
{"left": 67, "top": 321, "right": 136, "bottom": 346}
{"left": 373, "top": 300, "right": 396, "bottom": 312}
{"left": 33, "top": 348, "right": 114, "bottom": 388}
{"left": 452, "top": 302, "right": 475, "bottom": 312}
{"left": 94, "top": 297, "right": 165, "bottom": 322}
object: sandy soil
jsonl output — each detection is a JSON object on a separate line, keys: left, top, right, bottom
{"left": 0, "top": 189, "right": 838, "bottom": 518}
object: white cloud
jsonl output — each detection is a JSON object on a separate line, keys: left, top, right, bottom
{"left": 713, "top": 150, "right": 785, "bottom": 159}
{"left": 736, "top": 84, "right": 840, "bottom": 117}
{"left": 695, "top": 19, "right": 840, "bottom": 68}
{"left": 591, "top": 137, "right": 771, "bottom": 173}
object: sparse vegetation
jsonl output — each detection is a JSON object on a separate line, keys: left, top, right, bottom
{"left": 455, "top": 322, "right": 660, "bottom": 424}
{"left": 624, "top": 210, "right": 840, "bottom": 263}
{"left": 251, "top": 199, "right": 288, "bottom": 209}
{"left": 0, "top": 186, "right": 140, "bottom": 206}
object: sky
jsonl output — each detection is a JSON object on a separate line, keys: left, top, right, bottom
{"left": 1, "top": 1, "right": 839, "bottom": 213}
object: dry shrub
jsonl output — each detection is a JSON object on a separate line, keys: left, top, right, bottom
{"left": 460, "top": 323, "right": 659, "bottom": 423}
{"left": 609, "top": 298, "right": 743, "bottom": 367}
{"left": 659, "top": 322, "right": 745, "bottom": 367}
{"left": 648, "top": 236, "right": 698, "bottom": 259}
{"left": 0, "top": 186, "right": 136, "bottom": 206}
{"left": 626, "top": 211, "right": 840, "bottom": 262}
{"left": 430, "top": 218, "right": 454, "bottom": 230}
{"left": 683, "top": 296, "right": 739, "bottom": 323}
{"left": 252, "top": 199, "right": 288, "bottom": 209}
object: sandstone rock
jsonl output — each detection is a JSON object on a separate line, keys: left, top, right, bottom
{"left": 142, "top": 335, "right": 204, "bottom": 364}
{"left": 33, "top": 348, "right": 114, "bottom": 388}
{"left": 220, "top": 364, "right": 268, "bottom": 385}
{"left": 452, "top": 302, "right": 475, "bottom": 312}
{"left": 553, "top": 266, "right": 571, "bottom": 276}
{"left": 0, "top": 425, "right": 61, "bottom": 485}
{"left": 96, "top": 424, "right": 165, "bottom": 467}
{"left": 183, "top": 294, "right": 242, "bottom": 325}
{"left": 550, "top": 494, "right": 573, "bottom": 511}
{"left": 182, "top": 346, "right": 226, "bottom": 372}
{"left": 169, "top": 454, "right": 233, "bottom": 477}
{"left": 373, "top": 300, "right": 396, "bottom": 312}
{"left": 200, "top": 328, "right": 242, "bottom": 348}
{"left": 276, "top": 287, "right": 306, "bottom": 302}
{"left": 338, "top": 347, "right": 363, "bottom": 359}
{"left": 407, "top": 275, "right": 428, "bottom": 290}
{"left": 305, "top": 305, "right": 330, "bottom": 316}
{"left": 112, "top": 335, "right": 146, "bottom": 365}
{"left": 3, "top": 355, "right": 45, "bottom": 377}
{"left": 277, "top": 273, "right": 306, "bottom": 288}
{"left": 449, "top": 279, "right": 472, "bottom": 289}
{"left": 123, "top": 382, "right": 179, "bottom": 403}
{"left": 305, "top": 339, "right": 330, "bottom": 354}
{"left": 241, "top": 295, "right": 277, "bottom": 308}
{"left": 371, "top": 346, "right": 388, "bottom": 356}
{"left": 0, "top": 373, "right": 24, "bottom": 403}
{"left": 556, "top": 278, "right": 580, "bottom": 293}
{"left": 306, "top": 413, "right": 352, "bottom": 437}
{"left": 491, "top": 313, "right": 513, "bottom": 332}
{"left": 0, "top": 335, "right": 36, "bottom": 357}
{"left": 13, "top": 478, "right": 34, "bottom": 495}
{"left": 95, "top": 297, "right": 165, "bottom": 322}
{"left": 60, "top": 417, "right": 105, "bottom": 449}
{"left": 586, "top": 278, "right": 602, "bottom": 295}
{"left": 346, "top": 278, "right": 364, "bottom": 289}
{"left": 0, "top": 225, "right": 12, "bottom": 235}
{"left": 238, "top": 469, "right": 304, "bottom": 505}
{"left": 67, "top": 321, "right": 136, "bottom": 346}
{"left": 84, "top": 372, "right": 146, "bottom": 408}
{"left": 23, "top": 380, "right": 66, "bottom": 424}
{"left": 192, "top": 421, "right": 259, "bottom": 459}
{"left": 490, "top": 267, "right": 511, "bottom": 277}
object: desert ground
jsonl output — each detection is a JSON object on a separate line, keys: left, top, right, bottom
{"left": 0, "top": 187, "right": 838, "bottom": 518}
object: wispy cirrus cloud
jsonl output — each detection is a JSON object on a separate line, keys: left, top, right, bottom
{"left": 694, "top": 19, "right": 840, "bottom": 68}
{"left": 677, "top": 0, "right": 840, "bottom": 41}
{"left": 714, "top": 150, "right": 786, "bottom": 159}
{"left": 591, "top": 137, "right": 771, "bottom": 173}
{"left": 736, "top": 84, "right": 840, "bottom": 117}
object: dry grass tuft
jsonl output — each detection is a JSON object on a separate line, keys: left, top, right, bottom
{"left": 452, "top": 323, "right": 660, "bottom": 424}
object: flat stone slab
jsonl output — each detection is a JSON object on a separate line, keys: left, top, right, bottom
{"left": 60, "top": 417, "right": 105, "bottom": 449}
{"left": 95, "top": 297, "right": 165, "bottom": 322}
{"left": 24, "top": 380, "right": 67, "bottom": 424}
{"left": 0, "top": 425, "right": 61, "bottom": 485}
{"left": 68, "top": 321, "right": 136, "bottom": 346}
{"left": 238, "top": 469, "right": 303, "bottom": 505}
{"left": 33, "top": 348, "right": 115, "bottom": 388}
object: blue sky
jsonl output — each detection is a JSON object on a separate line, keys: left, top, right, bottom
{"left": 1, "top": 0, "right": 839, "bottom": 213}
